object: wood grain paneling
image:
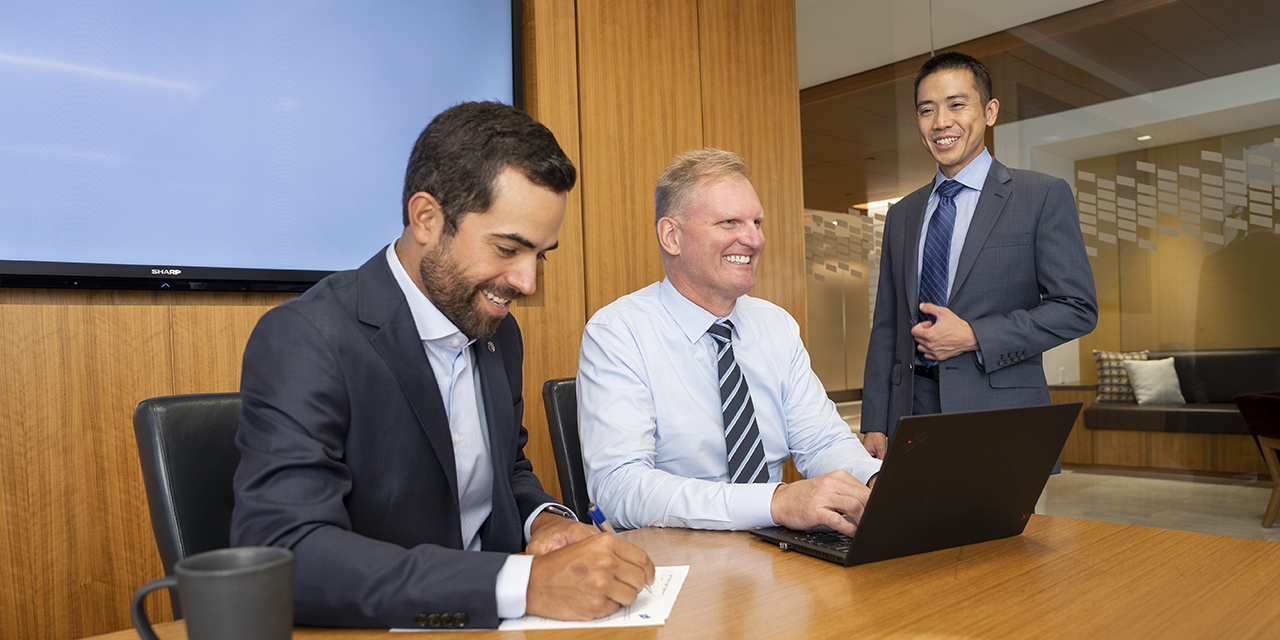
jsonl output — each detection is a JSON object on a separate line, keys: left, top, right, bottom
{"left": 1092, "top": 429, "right": 1151, "bottom": 467}
{"left": 576, "top": 0, "right": 704, "bottom": 317}
{"left": 1049, "top": 387, "right": 1096, "bottom": 464}
{"left": 698, "top": 0, "right": 808, "bottom": 338}
{"left": 171, "top": 306, "right": 279, "bottom": 395}
{"left": 1216, "top": 434, "right": 1269, "bottom": 476}
{"left": 1, "top": 305, "right": 174, "bottom": 639}
{"left": 1149, "top": 431, "right": 1215, "bottom": 471}
{"left": 80, "top": 519, "right": 1280, "bottom": 640}
{"left": 0, "top": 291, "right": 291, "bottom": 639}
{"left": 514, "top": 0, "right": 587, "bottom": 501}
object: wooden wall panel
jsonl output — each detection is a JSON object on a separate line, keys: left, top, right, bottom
{"left": 1215, "top": 435, "right": 1269, "bottom": 476}
{"left": 171, "top": 306, "right": 279, "bottom": 395}
{"left": 0, "top": 305, "right": 174, "bottom": 639}
{"left": 1149, "top": 432, "right": 1215, "bottom": 471}
{"left": 514, "top": 0, "right": 587, "bottom": 501}
{"left": 698, "top": 0, "right": 808, "bottom": 339}
{"left": 1092, "top": 429, "right": 1150, "bottom": 467}
{"left": 0, "top": 291, "right": 291, "bottom": 639}
{"left": 1049, "top": 387, "right": 1096, "bottom": 465}
{"left": 576, "top": 0, "right": 704, "bottom": 317}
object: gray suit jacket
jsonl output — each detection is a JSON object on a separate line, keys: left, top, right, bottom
{"left": 231, "top": 249, "right": 555, "bottom": 628}
{"left": 861, "top": 159, "right": 1097, "bottom": 444}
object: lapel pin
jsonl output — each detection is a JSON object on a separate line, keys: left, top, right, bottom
{"left": 487, "top": 341, "right": 495, "bottom": 352}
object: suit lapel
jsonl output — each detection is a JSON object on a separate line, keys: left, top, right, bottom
{"left": 357, "top": 252, "right": 460, "bottom": 509}
{"left": 473, "top": 335, "right": 513, "bottom": 478}
{"left": 951, "top": 160, "right": 1012, "bottom": 300}
{"left": 902, "top": 183, "right": 931, "bottom": 316}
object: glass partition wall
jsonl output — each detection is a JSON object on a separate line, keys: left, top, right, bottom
{"left": 801, "top": 0, "right": 1280, "bottom": 391}
{"left": 800, "top": 0, "right": 1280, "bottom": 540}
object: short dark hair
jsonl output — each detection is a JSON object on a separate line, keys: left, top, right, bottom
{"left": 401, "top": 101, "right": 576, "bottom": 231}
{"left": 914, "top": 52, "right": 993, "bottom": 105}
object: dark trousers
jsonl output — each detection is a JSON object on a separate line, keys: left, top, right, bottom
{"left": 911, "top": 373, "right": 941, "bottom": 416}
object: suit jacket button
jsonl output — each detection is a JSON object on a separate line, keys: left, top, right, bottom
{"left": 428, "top": 613, "right": 443, "bottom": 627}
{"left": 455, "top": 612, "right": 469, "bottom": 626}
{"left": 414, "top": 614, "right": 429, "bottom": 628}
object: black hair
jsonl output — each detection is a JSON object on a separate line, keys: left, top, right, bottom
{"left": 914, "top": 52, "right": 993, "bottom": 105}
{"left": 401, "top": 101, "right": 576, "bottom": 232}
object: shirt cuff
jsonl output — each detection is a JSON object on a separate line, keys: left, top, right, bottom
{"left": 524, "top": 502, "right": 572, "bottom": 543}
{"left": 494, "top": 554, "right": 533, "bottom": 619}
{"left": 729, "top": 482, "right": 785, "bottom": 528}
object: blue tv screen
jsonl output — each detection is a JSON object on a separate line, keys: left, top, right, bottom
{"left": 0, "top": 0, "right": 518, "bottom": 290}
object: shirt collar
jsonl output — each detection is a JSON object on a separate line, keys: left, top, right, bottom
{"left": 933, "top": 147, "right": 992, "bottom": 196}
{"left": 385, "top": 241, "right": 473, "bottom": 345}
{"left": 658, "top": 278, "right": 743, "bottom": 344}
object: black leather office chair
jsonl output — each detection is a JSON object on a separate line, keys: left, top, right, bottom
{"left": 542, "top": 378, "right": 591, "bottom": 521}
{"left": 133, "top": 393, "right": 242, "bottom": 617}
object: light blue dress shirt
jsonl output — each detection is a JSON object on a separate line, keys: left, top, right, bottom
{"left": 385, "top": 242, "right": 556, "bottom": 619}
{"left": 577, "top": 279, "right": 882, "bottom": 531}
{"left": 915, "top": 147, "right": 993, "bottom": 302}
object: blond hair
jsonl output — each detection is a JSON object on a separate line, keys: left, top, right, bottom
{"left": 654, "top": 148, "right": 751, "bottom": 224}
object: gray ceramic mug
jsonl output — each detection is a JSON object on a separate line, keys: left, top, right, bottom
{"left": 131, "top": 546, "right": 293, "bottom": 640}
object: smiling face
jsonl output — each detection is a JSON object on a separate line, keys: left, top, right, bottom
{"left": 659, "top": 177, "right": 765, "bottom": 317}
{"left": 916, "top": 68, "right": 999, "bottom": 179}
{"left": 411, "top": 167, "right": 566, "bottom": 339}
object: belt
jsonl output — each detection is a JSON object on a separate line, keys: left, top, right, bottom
{"left": 913, "top": 364, "right": 940, "bottom": 381}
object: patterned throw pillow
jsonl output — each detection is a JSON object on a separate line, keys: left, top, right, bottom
{"left": 1093, "top": 349, "right": 1149, "bottom": 403}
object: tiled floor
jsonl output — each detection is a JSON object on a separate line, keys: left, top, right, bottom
{"left": 1037, "top": 466, "right": 1280, "bottom": 542}
{"left": 835, "top": 401, "right": 1280, "bottom": 543}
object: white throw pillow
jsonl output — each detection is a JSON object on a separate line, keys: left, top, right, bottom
{"left": 1122, "top": 358, "right": 1186, "bottom": 405}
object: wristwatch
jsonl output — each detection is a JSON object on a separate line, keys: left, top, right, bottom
{"left": 542, "top": 504, "right": 578, "bottom": 522}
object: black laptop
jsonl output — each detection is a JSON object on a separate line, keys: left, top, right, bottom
{"left": 750, "top": 402, "right": 1081, "bottom": 566}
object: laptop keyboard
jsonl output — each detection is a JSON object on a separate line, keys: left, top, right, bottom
{"left": 797, "top": 530, "right": 853, "bottom": 553}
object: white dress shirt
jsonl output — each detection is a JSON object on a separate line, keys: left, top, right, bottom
{"left": 577, "top": 279, "right": 882, "bottom": 531}
{"left": 385, "top": 242, "right": 553, "bottom": 619}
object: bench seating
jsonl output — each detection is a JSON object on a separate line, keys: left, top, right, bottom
{"left": 1084, "top": 349, "right": 1280, "bottom": 435}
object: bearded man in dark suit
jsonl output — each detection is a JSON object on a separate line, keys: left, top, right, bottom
{"left": 231, "top": 101, "right": 653, "bottom": 629}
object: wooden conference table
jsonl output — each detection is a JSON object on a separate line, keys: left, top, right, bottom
{"left": 92, "top": 516, "right": 1280, "bottom": 639}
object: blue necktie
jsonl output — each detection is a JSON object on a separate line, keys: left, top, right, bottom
{"left": 919, "top": 179, "right": 964, "bottom": 323}
{"left": 708, "top": 319, "right": 768, "bottom": 484}
{"left": 918, "top": 179, "right": 964, "bottom": 367}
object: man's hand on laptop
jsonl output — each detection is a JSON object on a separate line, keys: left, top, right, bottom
{"left": 769, "top": 470, "right": 872, "bottom": 536}
{"left": 863, "top": 432, "right": 887, "bottom": 459}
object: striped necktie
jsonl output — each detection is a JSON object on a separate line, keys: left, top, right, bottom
{"left": 918, "top": 179, "right": 964, "bottom": 367}
{"left": 708, "top": 319, "right": 768, "bottom": 483}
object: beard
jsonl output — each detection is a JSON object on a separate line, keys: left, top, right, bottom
{"left": 418, "top": 236, "right": 521, "bottom": 340}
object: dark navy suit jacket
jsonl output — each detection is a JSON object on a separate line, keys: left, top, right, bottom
{"left": 231, "top": 249, "right": 554, "bottom": 628}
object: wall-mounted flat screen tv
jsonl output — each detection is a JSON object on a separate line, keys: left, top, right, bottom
{"left": 0, "top": 0, "right": 519, "bottom": 291}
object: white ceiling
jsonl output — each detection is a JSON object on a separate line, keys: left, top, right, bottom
{"left": 796, "top": 0, "right": 1104, "bottom": 89}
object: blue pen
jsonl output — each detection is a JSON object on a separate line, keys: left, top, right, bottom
{"left": 588, "top": 504, "right": 652, "bottom": 594}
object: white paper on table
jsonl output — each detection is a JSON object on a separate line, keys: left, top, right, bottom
{"left": 497, "top": 565, "right": 689, "bottom": 630}
{"left": 391, "top": 565, "right": 689, "bottom": 632}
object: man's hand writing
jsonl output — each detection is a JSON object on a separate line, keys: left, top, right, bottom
{"left": 525, "top": 533, "right": 656, "bottom": 621}
{"left": 526, "top": 510, "right": 597, "bottom": 555}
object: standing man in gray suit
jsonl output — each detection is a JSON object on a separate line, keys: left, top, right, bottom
{"left": 861, "top": 52, "right": 1097, "bottom": 458}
